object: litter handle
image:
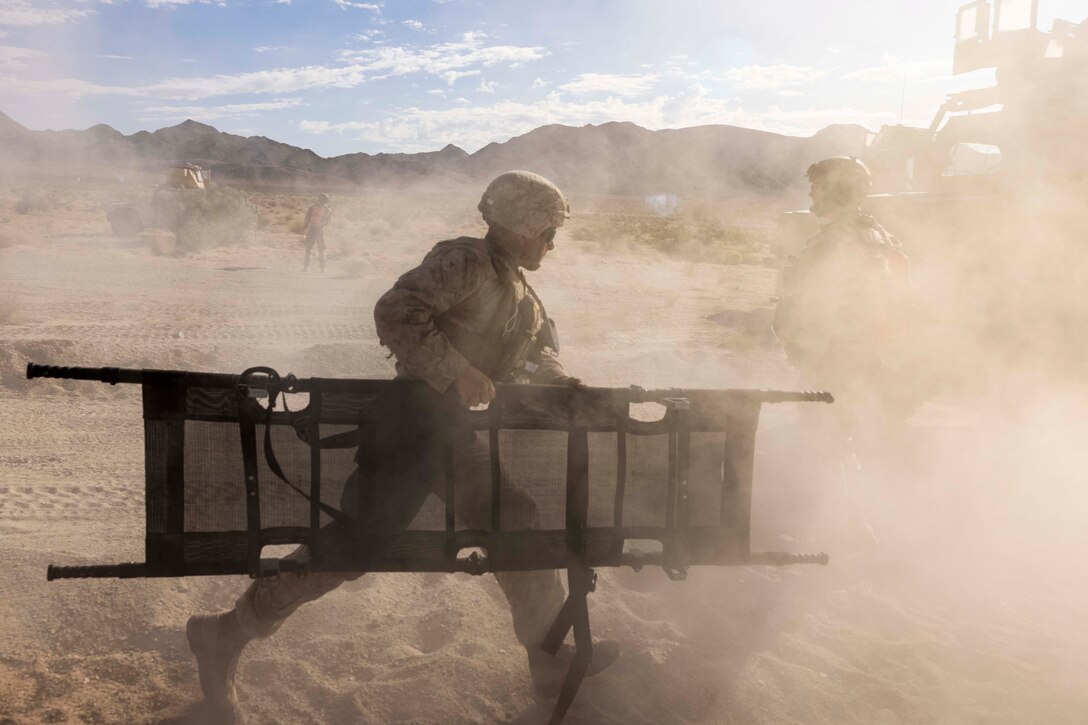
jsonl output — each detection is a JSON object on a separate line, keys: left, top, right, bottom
{"left": 26, "top": 364, "right": 141, "bottom": 385}
{"left": 47, "top": 563, "right": 149, "bottom": 580}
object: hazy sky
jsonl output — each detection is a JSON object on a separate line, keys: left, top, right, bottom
{"left": 1, "top": 0, "right": 1084, "bottom": 156}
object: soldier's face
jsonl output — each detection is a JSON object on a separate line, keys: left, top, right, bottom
{"left": 809, "top": 181, "right": 834, "bottom": 218}
{"left": 521, "top": 227, "right": 557, "bottom": 271}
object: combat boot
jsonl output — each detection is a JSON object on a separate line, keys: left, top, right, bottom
{"left": 527, "top": 640, "right": 621, "bottom": 699}
{"left": 186, "top": 610, "right": 251, "bottom": 722}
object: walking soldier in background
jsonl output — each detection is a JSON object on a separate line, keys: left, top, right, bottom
{"left": 301, "top": 192, "right": 332, "bottom": 272}
{"left": 186, "top": 170, "right": 619, "bottom": 722}
{"left": 773, "top": 157, "right": 912, "bottom": 551}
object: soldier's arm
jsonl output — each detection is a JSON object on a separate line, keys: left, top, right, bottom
{"left": 374, "top": 246, "right": 493, "bottom": 393}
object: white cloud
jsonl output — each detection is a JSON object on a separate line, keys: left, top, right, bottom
{"left": 0, "top": 45, "right": 47, "bottom": 70}
{"left": 339, "top": 31, "right": 547, "bottom": 79}
{"left": 440, "top": 69, "right": 478, "bottom": 84}
{"left": 149, "top": 65, "right": 371, "bottom": 98}
{"left": 143, "top": 0, "right": 217, "bottom": 7}
{"left": 402, "top": 19, "right": 423, "bottom": 30}
{"left": 559, "top": 73, "right": 658, "bottom": 97}
{"left": 532, "top": 77, "right": 548, "bottom": 89}
{"left": 332, "top": 0, "right": 381, "bottom": 10}
{"left": 0, "top": 75, "right": 114, "bottom": 96}
{"left": 477, "top": 79, "right": 496, "bottom": 93}
{"left": 353, "top": 29, "right": 384, "bottom": 41}
{"left": 298, "top": 86, "right": 896, "bottom": 152}
{"left": 139, "top": 97, "right": 305, "bottom": 121}
{"left": 254, "top": 46, "right": 289, "bottom": 53}
{"left": 722, "top": 64, "right": 825, "bottom": 90}
{"left": 843, "top": 56, "right": 949, "bottom": 82}
{"left": 1, "top": 32, "right": 548, "bottom": 100}
{"left": 0, "top": 64, "right": 363, "bottom": 99}
{"left": 0, "top": 1, "right": 93, "bottom": 27}
{"left": 426, "top": 88, "right": 445, "bottom": 95}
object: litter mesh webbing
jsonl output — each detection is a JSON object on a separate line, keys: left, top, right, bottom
{"left": 157, "top": 388, "right": 757, "bottom": 567}
{"left": 183, "top": 420, "right": 247, "bottom": 532}
{"left": 499, "top": 429, "right": 567, "bottom": 530}
{"left": 688, "top": 432, "right": 728, "bottom": 527}
{"left": 173, "top": 422, "right": 726, "bottom": 535}
{"left": 624, "top": 434, "right": 669, "bottom": 527}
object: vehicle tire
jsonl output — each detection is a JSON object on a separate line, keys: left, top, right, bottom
{"left": 107, "top": 206, "right": 144, "bottom": 236}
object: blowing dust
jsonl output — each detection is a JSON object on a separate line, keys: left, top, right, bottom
{"left": 1, "top": 139, "right": 1087, "bottom": 724}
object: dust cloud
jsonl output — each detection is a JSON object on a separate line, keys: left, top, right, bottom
{"left": 2, "top": 15, "right": 1088, "bottom": 725}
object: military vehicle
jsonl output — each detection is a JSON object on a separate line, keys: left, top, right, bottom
{"left": 106, "top": 163, "right": 257, "bottom": 250}
{"left": 106, "top": 162, "right": 209, "bottom": 236}
{"left": 773, "top": 1, "right": 1088, "bottom": 403}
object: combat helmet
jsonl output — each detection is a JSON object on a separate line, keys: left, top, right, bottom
{"left": 478, "top": 170, "right": 570, "bottom": 238}
{"left": 317, "top": 193, "right": 330, "bottom": 204}
{"left": 805, "top": 157, "right": 872, "bottom": 197}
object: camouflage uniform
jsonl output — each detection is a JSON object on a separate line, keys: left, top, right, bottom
{"left": 775, "top": 212, "right": 910, "bottom": 411}
{"left": 233, "top": 235, "right": 569, "bottom": 648}
{"left": 302, "top": 201, "right": 332, "bottom": 271}
{"left": 775, "top": 212, "right": 913, "bottom": 553}
{"left": 374, "top": 236, "right": 570, "bottom": 389}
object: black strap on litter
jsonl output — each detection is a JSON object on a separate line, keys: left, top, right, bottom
{"left": 239, "top": 367, "right": 352, "bottom": 526}
{"left": 262, "top": 389, "right": 351, "bottom": 526}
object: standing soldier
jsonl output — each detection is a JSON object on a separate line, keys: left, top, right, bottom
{"left": 773, "top": 157, "right": 911, "bottom": 550}
{"left": 186, "top": 171, "right": 619, "bottom": 721}
{"left": 302, "top": 192, "right": 332, "bottom": 272}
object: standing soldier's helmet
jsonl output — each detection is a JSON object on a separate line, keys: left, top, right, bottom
{"left": 478, "top": 170, "right": 570, "bottom": 239}
{"left": 318, "top": 193, "right": 330, "bottom": 204}
{"left": 805, "top": 157, "right": 872, "bottom": 197}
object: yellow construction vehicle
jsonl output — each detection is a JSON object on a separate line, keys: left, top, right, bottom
{"left": 107, "top": 162, "right": 257, "bottom": 250}
{"left": 107, "top": 163, "right": 207, "bottom": 236}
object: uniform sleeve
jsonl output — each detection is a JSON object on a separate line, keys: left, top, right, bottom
{"left": 374, "top": 246, "right": 494, "bottom": 393}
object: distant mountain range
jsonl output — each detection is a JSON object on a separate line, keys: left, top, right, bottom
{"left": 0, "top": 110, "right": 869, "bottom": 198}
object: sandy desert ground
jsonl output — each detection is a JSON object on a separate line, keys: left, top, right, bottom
{"left": 1, "top": 177, "right": 1087, "bottom": 724}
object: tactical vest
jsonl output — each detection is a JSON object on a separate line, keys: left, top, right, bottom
{"left": 430, "top": 237, "right": 554, "bottom": 383}
{"left": 307, "top": 204, "right": 330, "bottom": 227}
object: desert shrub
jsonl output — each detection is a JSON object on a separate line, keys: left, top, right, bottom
{"left": 14, "top": 189, "right": 53, "bottom": 215}
{"left": 288, "top": 218, "right": 306, "bottom": 235}
{"left": 569, "top": 207, "right": 776, "bottom": 267}
{"left": 173, "top": 186, "right": 258, "bottom": 253}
